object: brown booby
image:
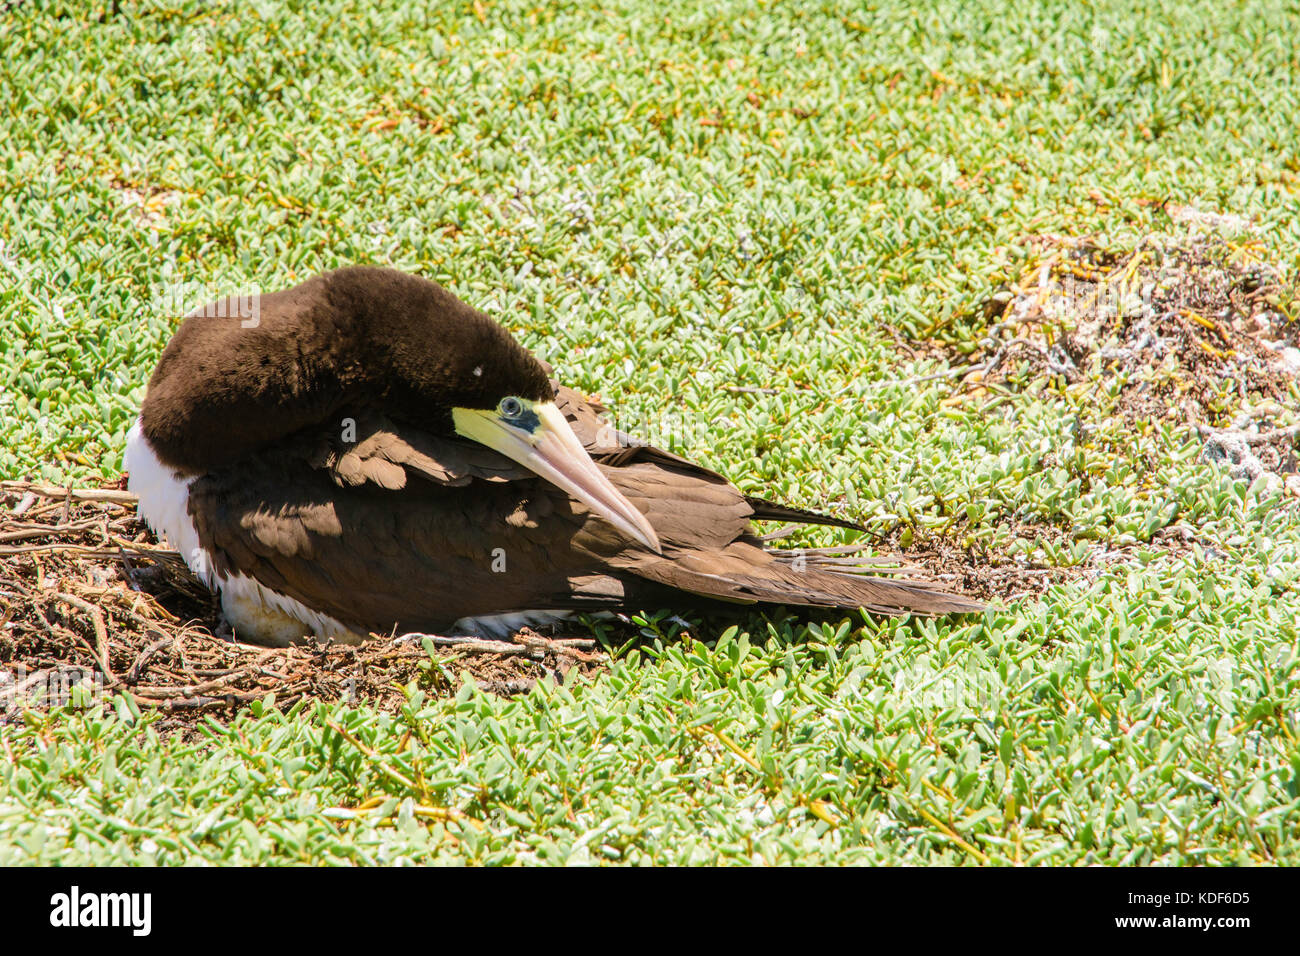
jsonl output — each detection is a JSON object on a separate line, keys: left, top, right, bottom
{"left": 125, "top": 266, "right": 982, "bottom": 645}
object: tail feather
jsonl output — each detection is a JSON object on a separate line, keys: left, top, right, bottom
{"left": 626, "top": 540, "right": 985, "bottom": 617}
{"left": 743, "top": 496, "right": 866, "bottom": 533}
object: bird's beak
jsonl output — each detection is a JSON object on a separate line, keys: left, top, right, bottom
{"left": 452, "top": 401, "right": 662, "bottom": 553}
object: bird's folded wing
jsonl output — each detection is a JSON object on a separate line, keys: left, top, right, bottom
{"left": 186, "top": 457, "right": 634, "bottom": 633}
{"left": 306, "top": 410, "right": 533, "bottom": 489}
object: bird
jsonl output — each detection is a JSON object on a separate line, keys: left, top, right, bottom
{"left": 124, "top": 266, "right": 983, "bottom": 646}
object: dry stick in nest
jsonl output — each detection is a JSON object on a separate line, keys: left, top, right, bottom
{"left": 126, "top": 634, "right": 175, "bottom": 684}
{"left": 0, "top": 480, "right": 137, "bottom": 507}
{"left": 398, "top": 631, "right": 601, "bottom": 662}
{"left": 53, "top": 592, "right": 115, "bottom": 681}
{"left": 0, "top": 538, "right": 181, "bottom": 562}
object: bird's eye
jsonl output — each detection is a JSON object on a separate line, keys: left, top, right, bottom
{"left": 499, "top": 397, "right": 524, "bottom": 419}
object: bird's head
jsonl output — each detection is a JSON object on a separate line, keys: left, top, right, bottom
{"left": 355, "top": 268, "right": 660, "bottom": 554}
{"left": 448, "top": 366, "right": 661, "bottom": 555}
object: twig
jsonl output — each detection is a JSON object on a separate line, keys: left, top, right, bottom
{"left": 127, "top": 635, "right": 174, "bottom": 684}
{"left": 0, "top": 480, "right": 137, "bottom": 506}
{"left": 398, "top": 632, "right": 598, "bottom": 659}
{"left": 53, "top": 591, "right": 117, "bottom": 685}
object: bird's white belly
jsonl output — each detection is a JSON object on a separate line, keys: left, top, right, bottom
{"left": 124, "top": 420, "right": 361, "bottom": 646}
{"left": 450, "top": 609, "right": 577, "bottom": 639}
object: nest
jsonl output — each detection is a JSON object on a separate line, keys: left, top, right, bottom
{"left": 0, "top": 481, "right": 603, "bottom": 734}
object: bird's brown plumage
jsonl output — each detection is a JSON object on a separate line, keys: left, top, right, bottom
{"left": 141, "top": 266, "right": 983, "bottom": 641}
